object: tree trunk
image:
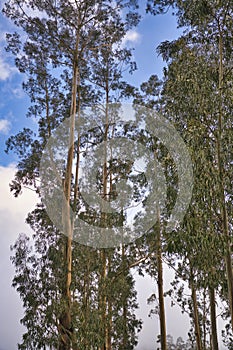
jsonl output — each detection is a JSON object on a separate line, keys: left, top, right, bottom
{"left": 122, "top": 243, "right": 128, "bottom": 350}
{"left": 100, "top": 249, "right": 107, "bottom": 350}
{"left": 190, "top": 269, "right": 203, "bottom": 350}
{"left": 156, "top": 209, "right": 167, "bottom": 350}
{"left": 209, "top": 287, "right": 219, "bottom": 350}
{"left": 59, "top": 28, "right": 80, "bottom": 350}
{"left": 80, "top": 251, "right": 91, "bottom": 349}
{"left": 202, "top": 288, "right": 207, "bottom": 350}
{"left": 107, "top": 285, "right": 112, "bottom": 350}
{"left": 100, "top": 98, "right": 109, "bottom": 350}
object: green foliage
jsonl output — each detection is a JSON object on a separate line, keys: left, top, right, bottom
{"left": 4, "top": 0, "right": 143, "bottom": 349}
{"left": 5, "top": 0, "right": 233, "bottom": 348}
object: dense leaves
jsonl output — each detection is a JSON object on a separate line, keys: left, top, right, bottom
{"left": 4, "top": 0, "right": 233, "bottom": 349}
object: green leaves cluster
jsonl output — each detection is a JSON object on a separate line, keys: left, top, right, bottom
{"left": 4, "top": 0, "right": 233, "bottom": 349}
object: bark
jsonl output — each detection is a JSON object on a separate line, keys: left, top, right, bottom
{"left": 122, "top": 243, "right": 127, "bottom": 350}
{"left": 59, "top": 27, "right": 80, "bottom": 350}
{"left": 107, "top": 275, "right": 112, "bottom": 350}
{"left": 83, "top": 256, "right": 90, "bottom": 349}
{"left": 209, "top": 287, "right": 219, "bottom": 350}
{"left": 100, "top": 249, "right": 107, "bottom": 350}
{"left": 156, "top": 209, "right": 167, "bottom": 350}
{"left": 203, "top": 289, "right": 207, "bottom": 349}
{"left": 100, "top": 94, "right": 109, "bottom": 350}
{"left": 190, "top": 268, "right": 203, "bottom": 350}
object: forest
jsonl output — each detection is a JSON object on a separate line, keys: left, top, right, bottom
{"left": 2, "top": 0, "right": 233, "bottom": 349}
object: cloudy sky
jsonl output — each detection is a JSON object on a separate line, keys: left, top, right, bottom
{"left": 0, "top": 165, "right": 37, "bottom": 350}
{"left": 0, "top": 2, "right": 219, "bottom": 349}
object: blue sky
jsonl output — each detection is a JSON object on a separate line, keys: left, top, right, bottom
{"left": 0, "top": 3, "right": 228, "bottom": 349}
{"left": 0, "top": 3, "right": 202, "bottom": 349}
{"left": 0, "top": 5, "right": 182, "bottom": 166}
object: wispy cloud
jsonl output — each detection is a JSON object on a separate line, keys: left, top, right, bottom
{"left": 0, "top": 25, "right": 18, "bottom": 81}
{"left": 12, "top": 86, "right": 25, "bottom": 98}
{"left": 0, "top": 119, "right": 11, "bottom": 134}
{"left": 0, "top": 165, "right": 37, "bottom": 350}
{"left": 0, "top": 31, "right": 6, "bottom": 42}
{"left": 0, "top": 56, "right": 17, "bottom": 81}
{"left": 122, "top": 30, "right": 141, "bottom": 46}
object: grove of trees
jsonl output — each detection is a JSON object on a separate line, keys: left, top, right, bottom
{"left": 3, "top": 0, "right": 233, "bottom": 349}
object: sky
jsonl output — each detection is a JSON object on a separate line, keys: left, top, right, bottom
{"left": 0, "top": 2, "right": 226, "bottom": 349}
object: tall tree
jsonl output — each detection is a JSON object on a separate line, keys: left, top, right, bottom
{"left": 146, "top": 0, "right": 233, "bottom": 331}
{"left": 4, "top": 0, "right": 142, "bottom": 349}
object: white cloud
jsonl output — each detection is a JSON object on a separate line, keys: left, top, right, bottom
{"left": 21, "top": 3, "right": 47, "bottom": 19}
{"left": 135, "top": 269, "right": 190, "bottom": 349}
{"left": 0, "top": 119, "right": 11, "bottom": 134}
{"left": 0, "top": 56, "right": 17, "bottom": 81}
{"left": 0, "top": 165, "right": 37, "bottom": 350}
{"left": 11, "top": 86, "right": 25, "bottom": 98}
{"left": 0, "top": 165, "right": 37, "bottom": 214}
{"left": 122, "top": 29, "right": 141, "bottom": 46}
{"left": 0, "top": 31, "right": 6, "bottom": 42}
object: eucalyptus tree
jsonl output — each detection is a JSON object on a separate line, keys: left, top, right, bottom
{"left": 4, "top": 0, "right": 104, "bottom": 347}
{"left": 82, "top": 14, "right": 140, "bottom": 348}
{"left": 71, "top": 7, "right": 142, "bottom": 349}
{"left": 132, "top": 76, "right": 180, "bottom": 350}
{"left": 155, "top": 35, "right": 232, "bottom": 349}
{"left": 3, "top": 0, "right": 142, "bottom": 349}
{"left": 146, "top": 0, "right": 233, "bottom": 333}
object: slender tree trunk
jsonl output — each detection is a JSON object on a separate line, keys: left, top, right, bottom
{"left": 203, "top": 289, "right": 207, "bottom": 350}
{"left": 156, "top": 209, "right": 167, "bottom": 350}
{"left": 217, "top": 24, "right": 233, "bottom": 331}
{"left": 100, "top": 249, "right": 107, "bottom": 350}
{"left": 106, "top": 124, "right": 116, "bottom": 350}
{"left": 82, "top": 256, "right": 90, "bottom": 349}
{"left": 209, "top": 287, "right": 219, "bottom": 350}
{"left": 107, "top": 273, "right": 112, "bottom": 350}
{"left": 100, "top": 94, "right": 109, "bottom": 350}
{"left": 122, "top": 243, "right": 128, "bottom": 350}
{"left": 72, "top": 72, "right": 81, "bottom": 350}
{"left": 59, "top": 28, "right": 80, "bottom": 350}
{"left": 190, "top": 268, "right": 203, "bottom": 350}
